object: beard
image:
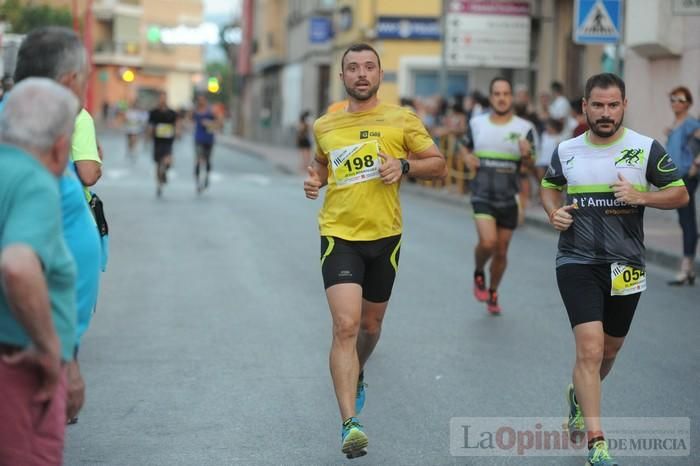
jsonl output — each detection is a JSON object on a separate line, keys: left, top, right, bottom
{"left": 345, "top": 81, "right": 380, "bottom": 102}
{"left": 587, "top": 111, "right": 624, "bottom": 138}
{"left": 492, "top": 103, "right": 512, "bottom": 116}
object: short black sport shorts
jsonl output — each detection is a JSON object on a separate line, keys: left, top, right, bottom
{"left": 195, "top": 143, "right": 213, "bottom": 161}
{"left": 556, "top": 263, "right": 641, "bottom": 338}
{"left": 472, "top": 201, "right": 519, "bottom": 230}
{"left": 153, "top": 140, "right": 173, "bottom": 163}
{"left": 320, "top": 235, "right": 401, "bottom": 303}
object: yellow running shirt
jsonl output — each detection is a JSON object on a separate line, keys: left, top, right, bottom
{"left": 71, "top": 109, "right": 101, "bottom": 201}
{"left": 313, "top": 102, "right": 434, "bottom": 241}
{"left": 326, "top": 100, "right": 348, "bottom": 114}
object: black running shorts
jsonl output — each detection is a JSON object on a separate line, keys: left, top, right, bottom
{"left": 472, "top": 201, "right": 519, "bottom": 230}
{"left": 320, "top": 235, "right": 401, "bottom": 303}
{"left": 153, "top": 141, "right": 173, "bottom": 163}
{"left": 556, "top": 263, "right": 641, "bottom": 337}
{"left": 195, "top": 143, "right": 213, "bottom": 161}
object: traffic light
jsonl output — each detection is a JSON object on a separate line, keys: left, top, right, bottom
{"left": 121, "top": 68, "right": 135, "bottom": 83}
{"left": 207, "top": 77, "right": 220, "bottom": 94}
{"left": 147, "top": 26, "right": 161, "bottom": 44}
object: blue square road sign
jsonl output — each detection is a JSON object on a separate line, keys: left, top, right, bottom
{"left": 574, "top": 0, "right": 622, "bottom": 44}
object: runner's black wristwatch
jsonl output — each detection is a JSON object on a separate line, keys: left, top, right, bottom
{"left": 400, "top": 158, "right": 410, "bottom": 175}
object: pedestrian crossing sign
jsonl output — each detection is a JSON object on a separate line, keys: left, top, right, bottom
{"left": 574, "top": 0, "right": 622, "bottom": 44}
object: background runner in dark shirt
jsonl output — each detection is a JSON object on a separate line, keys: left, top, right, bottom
{"left": 148, "top": 91, "right": 178, "bottom": 196}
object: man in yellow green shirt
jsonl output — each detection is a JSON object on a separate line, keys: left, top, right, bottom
{"left": 71, "top": 108, "right": 102, "bottom": 200}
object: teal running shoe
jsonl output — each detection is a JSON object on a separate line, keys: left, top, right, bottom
{"left": 356, "top": 371, "right": 367, "bottom": 414}
{"left": 566, "top": 383, "right": 585, "bottom": 444}
{"left": 341, "top": 417, "right": 368, "bottom": 459}
{"left": 586, "top": 440, "right": 618, "bottom": 465}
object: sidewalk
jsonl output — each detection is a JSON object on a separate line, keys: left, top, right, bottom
{"left": 218, "top": 133, "right": 699, "bottom": 272}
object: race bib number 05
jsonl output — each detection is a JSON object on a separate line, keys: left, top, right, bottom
{"left": 330, "top": 141, "right": 381, "bottom": 186}
{"left": 610, "top": 262, "right": 646, "bottom": 296}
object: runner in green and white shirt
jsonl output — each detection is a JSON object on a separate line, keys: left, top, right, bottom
{"left": 541, "top": 73, "right": 688, "bottom": 466}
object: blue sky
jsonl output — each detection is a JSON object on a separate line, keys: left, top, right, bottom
{"left": 202, "top": 0, "right": 240, "bottom": 62}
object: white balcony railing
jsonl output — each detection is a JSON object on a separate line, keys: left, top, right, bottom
{"left": 93, "top": 41, "right": 143, "bottom": 67}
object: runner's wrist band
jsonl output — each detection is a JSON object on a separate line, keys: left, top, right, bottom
{"left": 400, "top": 158, "right": 410, "bottom": 174}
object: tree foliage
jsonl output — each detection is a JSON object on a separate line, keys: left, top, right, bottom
{"left": 205, "top": 61, "right": 233, "bottom": 104}
{"left": 217, "top": 23, "right": 242, "bottom": 96}
{"left": 1, "top": 0, "right": 74, "bottom": 34}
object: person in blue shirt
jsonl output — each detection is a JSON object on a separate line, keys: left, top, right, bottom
{"left": 0, "top": 77, "right": 80, "bottom": 466}
{"left": 10, "top": 26, "right": 104, "bottom": 422}
{"left": 666, "top": 86, "right": 700, "bottom": 285}
{"left": 192, "top": 93, "right": 221, "bottom": 193}
{"left": 60, "top": 164, "right": 101, "bottom": 344}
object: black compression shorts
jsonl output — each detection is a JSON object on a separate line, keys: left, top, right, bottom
{"left": 320, "top": 235, "right": 401, "bottom": 303}
{"left": 556, "top": 263, "right": 641, "bottom": 337}
{"left": 472, "top": 201, "right": 519, "bottom": 230}
{"left": 153, "top": 141, "right": 173, "bottom": 163}
{"left": 195, "top": 143, "right": 213, "bottom": 161}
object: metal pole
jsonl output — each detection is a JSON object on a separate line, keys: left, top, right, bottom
{"left": 616, "top": 0, "right": 625, "bottom": 77}
{"left": 84, "top": 0, "right": 94, "bottom": 113}
{"left": 439, "top": 0, "right": 448, "bottom": 98}
{"left": 551, "top": 0, "right": 559, "bottom": 87}
{"left": 72, "top": 0, "right": 80, "bottom": 33}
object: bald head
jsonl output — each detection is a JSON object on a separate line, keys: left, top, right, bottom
{"left": 0, "top": 78, "right": 79, "bottom": 175}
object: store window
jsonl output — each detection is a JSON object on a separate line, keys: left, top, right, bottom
{"left": 413, "top": 71, "right": 469, "bottom": 98}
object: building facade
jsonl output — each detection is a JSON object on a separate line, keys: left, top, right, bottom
{"left": 47, "top": 0, "right": 205, "bottom": 116}
{"left": 238, "top": 0, "right": 612, "bottom": 144}
{"left": 284, "top": 0, "right": 335, "bottom": 128}
{"left": 96, "top": 0, "right": 204, "bottom": 113}
{"left": 243, "top": 1, "right": 700, "bottom": 145}
{"left": 328, "top": 0, "right": 447, "bottom": 105}
{"left": 247, "top": 0, "right": 287, "bottom": 143}
{"left": 624, "top": 0, "right": 700, "bottom": 142}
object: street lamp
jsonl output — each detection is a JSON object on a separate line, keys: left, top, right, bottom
{"left": 121, "top": 68, "right": 135, "bottom": 83}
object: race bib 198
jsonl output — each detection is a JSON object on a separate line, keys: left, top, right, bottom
{"left": 330, "top": 141, "right": 381, "bottom": 186}
{"left": 610, "top": 262, "right": 646, "bottom": 296}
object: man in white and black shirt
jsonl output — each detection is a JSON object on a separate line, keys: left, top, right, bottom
{"left": 541, "top": 73, "right": 688, "bottom": 466}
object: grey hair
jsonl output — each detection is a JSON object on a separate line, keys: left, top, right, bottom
{"left": 13, "top": 27, "right": 86, "bottom": 83}
{"left": 0, "top": 78, "right": 79, "bottom": 152}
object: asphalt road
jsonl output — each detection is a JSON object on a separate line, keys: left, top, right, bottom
{"left": 64, "top": 129, "right": 699, "bottom": 466}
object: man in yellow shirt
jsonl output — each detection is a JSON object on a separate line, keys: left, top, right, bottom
{"left": 71, "top": 108, "right": 102, "bottom": 200}
{"left": 303, "top": 43, "right": 445, "bottom": 459}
